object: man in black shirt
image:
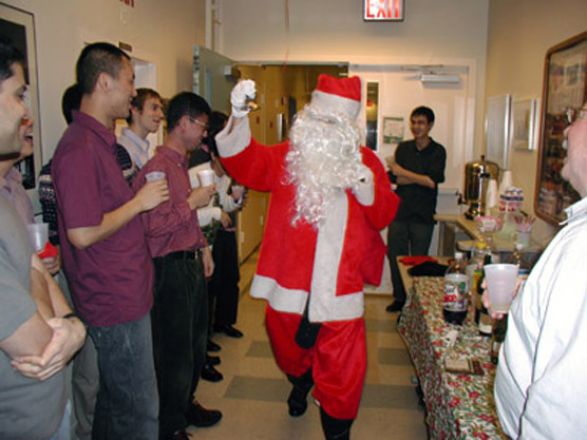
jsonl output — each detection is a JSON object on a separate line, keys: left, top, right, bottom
{"left": 386, "top": 106, "right": 446, "bottom": 312}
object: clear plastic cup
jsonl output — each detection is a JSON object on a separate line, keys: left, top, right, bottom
{"left": 197, "top": 169, "right": 215, "bottom": 187}
{"left": 484, "top": 263, "right": 518, "bottom": 313}
{"left": 145, "top": 171, "right": 166, "bottom": 182}
{"left": 27, "top": 223, "right": 49, "bottom": 252}
{"left": 231, "top": 184, "right": 245, "bottom": 200}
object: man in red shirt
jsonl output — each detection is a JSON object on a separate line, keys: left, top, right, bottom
{"left": 52, "top": 42, "right": 169, "bottom": 440}
{"left": 133, "top": 92, "right": 220, "bottom": 440}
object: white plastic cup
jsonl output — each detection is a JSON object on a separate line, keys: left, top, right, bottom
{"left": 516, "top": 230, "right": 531, "bottom": 247}
{"left": 231, "top": 184, "right": 245, "bottom": 200}
{"left": 197, "top": 169, "right": 215, "bottom": 187}
{"left": 484, "top": 263, "right": 518, "bottom": 313}
{"left": 27, "top": 223, "right": 49, "bottom": 252}
{"left": 145, "top": 171, "right": 166, "bottom": 182}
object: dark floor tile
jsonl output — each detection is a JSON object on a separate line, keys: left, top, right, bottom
{"left": 246, "top": 340, "right": 273, "bottom": 358}
{"left": 224, "top": 376, "right": 289, "bottom": 402}
{"left": 378, "top": 347, "right": 412, "bottom": 366}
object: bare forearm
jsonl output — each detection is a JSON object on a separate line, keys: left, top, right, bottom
{"left": 68, "top": 197, "right": 142, "bottom": 249}
{"left": 30, "top": 268, "right": 55, "bottom": 320}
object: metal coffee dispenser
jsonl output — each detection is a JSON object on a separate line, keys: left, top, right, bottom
{"left": 463, "top": 155, "right": 500, "bottom": 219}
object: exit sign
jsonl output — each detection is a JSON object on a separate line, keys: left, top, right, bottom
{"left": 364, "top": 0, "right": 404, "bottom": 21}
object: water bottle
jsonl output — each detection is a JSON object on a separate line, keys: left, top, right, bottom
{"left": 443, "top": 252, "right": 469, "bottom": 325}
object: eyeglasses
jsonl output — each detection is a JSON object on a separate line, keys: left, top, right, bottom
{"left": 189, "top": 117, "right": 208, "bottom": 130}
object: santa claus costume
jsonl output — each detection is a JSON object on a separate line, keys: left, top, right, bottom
{"left": 216, "top": 74, "right": 399, "bottom": 439}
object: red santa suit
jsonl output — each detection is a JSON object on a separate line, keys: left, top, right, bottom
{"left": 216, "top": 79, "right": 399, "bottom": 421}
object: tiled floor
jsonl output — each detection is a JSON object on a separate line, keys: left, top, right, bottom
{"left": 191, "top": 252, "right": 428, "bottom": 439}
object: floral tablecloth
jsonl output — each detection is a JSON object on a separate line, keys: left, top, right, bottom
{"left": 397, "top": 276, "right": 508, "bottom": 440}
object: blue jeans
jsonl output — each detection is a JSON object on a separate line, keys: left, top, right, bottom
{"left": 387, "top": 221, "right": 434, "bottom": 303}
{"left": 88, "top": 314, "right": 159, "bottom": 440}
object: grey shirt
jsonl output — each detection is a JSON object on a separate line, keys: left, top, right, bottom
{"left": 0, "top": 197, "right": 66, "bottom": 439}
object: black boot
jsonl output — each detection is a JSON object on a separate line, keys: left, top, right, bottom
{"left": 286, "top": 369, "right": 314, "bottom": 417}
{"left": 320, "top": 407, "right": 353, "bottom": 440}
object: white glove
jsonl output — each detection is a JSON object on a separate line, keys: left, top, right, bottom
{"left": 352, "top": 165, "right": 375, "bottom": 206}
{"left": 231, "top": 79, "right": 256, "bottom": 118}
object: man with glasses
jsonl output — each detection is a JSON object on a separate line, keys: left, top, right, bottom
{"left": 133, "top": 92, "right": 220, "bottom": 440}
{"left": 493, "top": 103, "right": 587, "bottom": 438}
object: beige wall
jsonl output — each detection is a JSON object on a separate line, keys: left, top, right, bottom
{"left": 485, "top": 0, "right": 587, "bottom": 242}
{"left": 217, "top": 0, "right": 490, "bottom": 152}
{"left": 2, "top": 0, "right": 205, "bottom": 161}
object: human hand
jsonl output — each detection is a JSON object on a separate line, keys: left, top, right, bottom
{"left": 481, "top": 278, "right": 522, "bottom": 320}
{"left": 219, "top": 211, "right": 232, "bottom": 228}
{"left": 41, "top": 256, "right": 61, "bottom": 275}
{"left": 11, "top": 316, "right": 86, "bottom": 381}
{"left": 202, "top": 247, "right": 215, "bottom": 278}
{"left": 136, "top": 180, "right": 170, "bottom": 212}
{"left": 231, "top": 80, "right": 256, "bottom": 118}
{"left": 188, "top": 185, "right": 216, "bottom": 209}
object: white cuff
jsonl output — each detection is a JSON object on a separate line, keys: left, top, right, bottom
{"left": 215, "top": 116, "right": 251, "bottom": 158}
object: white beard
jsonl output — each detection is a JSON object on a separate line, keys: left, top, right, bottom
{"left": 285, "top": 105, "right": 364, "bottom": 227}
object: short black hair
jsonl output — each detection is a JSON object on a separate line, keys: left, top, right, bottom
{"left": 205, "top": 111, "right": 229, "bottom": 156}
{"left": 411, "top": 106, "right": 435, "bottom": 124}
{"left": 76, "top": 42, "right": 131, "bottom": 95}
{"left": 126, "top": 88, "right": 162, "bottom": 124}
{"left": 0, "top": 38, "right": 25, "bottom": 82}
{"left": 166, "top": 92, "right": 211, "bottom": 132}
{"left": 61, "top": 84, "right": 82, "bottom": 124}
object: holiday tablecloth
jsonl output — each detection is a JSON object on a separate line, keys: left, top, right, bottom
{"left": 397, "top": 276, "right": 508, "bottom": 440}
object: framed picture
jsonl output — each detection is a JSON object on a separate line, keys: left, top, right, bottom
{"left": 0, "top": 3, "right": 41, "bottom": 189}
{"left": 382, "top": 116, "right": 404, "bottom": 144}
{"left": 510, "top": 98, "right": 539, "bottom": 151}
{"left": 485, "top": 94, "right": 512, "bottom": 170}
{"left": 534, "top": 31, "right": 587, "bottom": 225}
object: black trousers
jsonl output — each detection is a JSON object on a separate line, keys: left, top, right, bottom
{"left": 152, "top": 254, "right": 208, "bottom": 439}
{"left": 209, "top": 229, "right": 240, "bottom": 327}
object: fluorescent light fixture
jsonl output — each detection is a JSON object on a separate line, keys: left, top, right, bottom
{"left": 420, "top": 74, "right": 461, "bottom": 84}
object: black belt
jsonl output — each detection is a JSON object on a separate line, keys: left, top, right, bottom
{"left": 162, "top": 250, "right": 200, "bottom": 261}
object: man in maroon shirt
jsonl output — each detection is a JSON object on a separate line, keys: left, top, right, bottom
{"left": 133, "top": 92, "right": 220, "bottom": 440}
{"left": 52, "top": 42, "right": 169, "bottom": 440}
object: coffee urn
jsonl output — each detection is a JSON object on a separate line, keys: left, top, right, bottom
{"left": 463, "top": 155, "right": 500, "bottom": 219}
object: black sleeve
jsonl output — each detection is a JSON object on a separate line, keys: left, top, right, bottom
{"left": 427, "top": 145, "right": 446, "bottom": 185}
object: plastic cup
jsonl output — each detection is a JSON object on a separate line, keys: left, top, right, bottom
{"left": 231, "top": 184, "right": 245, "bottom": 200}
{"left": 197, "top": 169, "right": 215, "bottom": 187}
{"left": 484, "top": 263, "right": 518, "bottom": 313}
{"left": 27, "top": 223, "right": 49, "bottom": 252}
{"left": 145, "top": 171, "right": 166, "bottom": 182}
{"left": 516, "top": 230, "right": 531, "bottom": 247}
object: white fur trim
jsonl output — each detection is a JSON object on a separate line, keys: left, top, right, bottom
{"left": 215, "top": 116, "right": 251, "bottom": 158}
{"left": 353, "top": 167, "right": 374, "bottom": 206}
{"left": 249, "top": 193, "right": 364, "bottom": 322}
{"left": 310, "top": 90, "right": 361, "bottom": 120}
{"left": 309, "top": 190, "right": 364, "bottom": 322}
{"left": 250, "top": 275, "right": 308, "bottom": 313}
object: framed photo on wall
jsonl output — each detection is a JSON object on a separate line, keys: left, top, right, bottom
{"left": 0, "top": 3, "right": 41, "bottom": 189}
{"left": 534, "top": 31, "right": 587, "bottom": 225}
{"left": 510, "top": 98, "right": 539, "bottom": 151}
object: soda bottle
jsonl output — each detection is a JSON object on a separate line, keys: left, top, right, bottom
{"left": 476, "top": 253, "right": 493, "bottom": 337}
{"left": 443, "top": 251, "right": 469, "bottom": 325}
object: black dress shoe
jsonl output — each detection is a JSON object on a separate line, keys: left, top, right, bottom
{"left": 206, "top": 354, "right": 221, "bottom": 366}
{"left": 186, "top": 403, "right": 222, "bottom": 428}
{"left": 170, "top": 430, "right": 190, "bottom": 440}
{"left": 386, "top": 300, "right": 405, "bottom": 313}
{"left": 214, "top": 324, "right": 244, "bottom": 338}
{"left": 201, "top": 363, "right": 223, "bottom": 382}
{"left": 207, "top": 339, "right": 221, "bottom": 352}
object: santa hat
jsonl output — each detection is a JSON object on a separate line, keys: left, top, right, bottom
{"left": 310, "top": 74, "right": 362, "bottom": 120}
